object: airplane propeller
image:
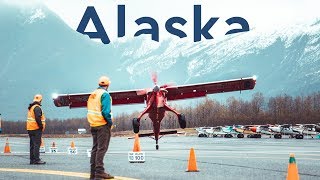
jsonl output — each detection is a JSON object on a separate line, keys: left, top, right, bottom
{"left": 151, "top": 72, "right": 158, "bottom": 85}
{"left": 136, "top": 72, "right": 176, "bottom": 96}
{"left": 137, "top": 88, "right": 152, "bottom": 96}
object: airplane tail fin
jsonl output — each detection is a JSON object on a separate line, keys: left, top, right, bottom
{"left": 128, "top": 130, "right": 179, "bottom": 139}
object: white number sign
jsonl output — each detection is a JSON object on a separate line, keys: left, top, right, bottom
{"left": 128, "top": 152, "right": 145, "bottom": 163}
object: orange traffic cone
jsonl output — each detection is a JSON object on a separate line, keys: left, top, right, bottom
{"left": 132, "top": 134, "right": 141, "bottom": 152}
{"left": 3, "top": 138, "right": 11, "bottom": 153}
{"left": 51, "top": 141, "right": 56, "bottom": 148}
{"left": 70, "top": 141, "right": 75, "bottom": 148}
{"left": 286, "top": 153, "right": 299, "bottom": 180}
{"left": 186, "top": 148, "right": 199, "bottom": 172}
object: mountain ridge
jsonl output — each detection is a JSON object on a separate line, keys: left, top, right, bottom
{"left": 0, "top": 2, "right": 319, "bottom": 120}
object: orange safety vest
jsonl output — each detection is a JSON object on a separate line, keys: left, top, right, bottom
{"left": 26, "top": 104, "right": 46, "bottom": 131}
{"left": 87, "top": 89, "right": 112, "bottom": 127}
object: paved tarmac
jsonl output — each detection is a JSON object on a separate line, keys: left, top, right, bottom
{"left": 0, "top": 136, "right": 320, "bottom": 180}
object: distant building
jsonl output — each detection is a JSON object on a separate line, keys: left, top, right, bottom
{"left": 78, "top": 128, "right": 87, "bottom": 134}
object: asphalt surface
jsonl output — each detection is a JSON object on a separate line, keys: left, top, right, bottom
{"left": 0, "top": 136, "right": 320, "bottom": 180}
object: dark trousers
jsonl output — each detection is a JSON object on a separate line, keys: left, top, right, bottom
{"left": 28, "top": 129, "right": 42, "bottom": 163}
{"left": 90, "top": 125, "right": 111, "bottom": 174}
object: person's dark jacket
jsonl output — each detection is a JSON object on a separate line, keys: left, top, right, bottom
{"left": 28, "top": 102, "right": 43, "bottom": 131}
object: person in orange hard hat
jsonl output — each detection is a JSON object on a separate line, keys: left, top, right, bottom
{"left": 27, "top": 94, "right": 46, "bottom": 165}
{"left": 88, "top": 76, "right": 114, "bottom": 180}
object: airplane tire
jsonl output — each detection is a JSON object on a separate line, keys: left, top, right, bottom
{"left": 156, "top": 145, "right": 159, "bottom": 150}
{"left": 274, "top": 134, "right": 282, "bottom": 139}
{"left": 247, "top": 134, "right": 261, "bottom": 138}
{"left": 178, "top": 114, "right": 186, "bottom": 129}
{"left": 198, "top": 134, "right": 207, "bottom": 137}
{"left": 132, "top": 118, "right": 140, "bottom": 133}
{"left": 257, "top": 134, "right": 262, "bottom": 138}
{"left": 237, "top": 134, "right": 244, "bottom": 138}
{"left": 224, "top": 134, "right": 233, "bottom": 138}
{"left": 295, "top": 134, "right": 304, "bottom": 139}
{"left": 212, "top": 134, "right": 218, "bottom": 138}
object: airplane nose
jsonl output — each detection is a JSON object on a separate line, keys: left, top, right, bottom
{"left": 153, "top": 85, "right": 160, "bottom": 92}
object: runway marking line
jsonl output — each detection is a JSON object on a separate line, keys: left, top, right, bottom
{"left": 0, "top": 168, "right": 139, "bottom": 180}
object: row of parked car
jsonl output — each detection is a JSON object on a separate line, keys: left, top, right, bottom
{"left": 196, "top": 124, "right": 320, "bottom": 139}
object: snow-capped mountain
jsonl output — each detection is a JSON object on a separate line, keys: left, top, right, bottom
{"left": 118, "top": 20, "right": 320, "bottom": 95}
{"left": 0, "top": 1, "right": 319, "bottom": 120}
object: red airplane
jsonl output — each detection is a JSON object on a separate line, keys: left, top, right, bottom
{"left": 53, "top": 74, "right": 256, "bottom": 150}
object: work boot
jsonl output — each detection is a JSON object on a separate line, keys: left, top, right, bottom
{"left": 89, "top": 174, "right": 95, "bottom": 180}
{"left": 95, "top": 172, "right": 114, "bottom": 179}
{"left": 30, "top": 161, "right": 35, "bottom": 165}
{"left": 34, "top": 160, "right": 46, "bottom": 165}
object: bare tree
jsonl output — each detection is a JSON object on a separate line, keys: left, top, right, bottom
{"left": 2, "top": 92, "right": 320, "bottom": 134}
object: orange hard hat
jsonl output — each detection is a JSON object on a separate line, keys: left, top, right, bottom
{"left": 33, "top": 94, "right": 43, "bottom": 102}
{"left": 98, "top": 76, "right": 111, "bottom": 86}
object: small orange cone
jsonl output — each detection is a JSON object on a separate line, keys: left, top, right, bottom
{"left": 286, "top": 153, "right": 299, "bottom": 180}
{"left": 186, "top": 148, "right": 199, "bottom": 172}
{"left": 51, "top": 141, "right": 56, "bottom": 148}
{"left": 132, "top": 134, "right": 141, "bottom": 152}
{"left": 70, "top": 141, "right": 75, "bottom": 148}
{"left": 3, "top": 138, "right": 11, "bottom": 153}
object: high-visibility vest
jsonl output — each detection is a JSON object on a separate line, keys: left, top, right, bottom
{"left": 26, "top": 104, "right": 46, "bottom": 131}
{"left": 87, "top": 89, "right": 112, "bottom": 127}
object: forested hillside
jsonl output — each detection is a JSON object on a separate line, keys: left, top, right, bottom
{"left": 2, "top": 92, "right": 320, "bottom": 134}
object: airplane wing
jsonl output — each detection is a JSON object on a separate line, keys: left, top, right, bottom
{"left": 165, "top": 77, "right": 256, "bottom": 101}
{"left": 53, "top": 90, "right": 146, "bottom": 108}
{"left": 53, "top": 76, "right": 256, "bottom": 108}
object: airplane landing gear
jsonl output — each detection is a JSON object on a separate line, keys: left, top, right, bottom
{"left": 274, "top": 133, "right": 282, "bottom": 139}
{"left": 156, "top": 140, "right": 159, "bottom": 150}
{"left": 295, "top": 134, "right": 304, "bottom": 139}
{"left": 164, "top": 104, "right": 186, "bottom": 129}
{"left": 132, "top": 118, "right": 140, "bottom": 133}
{"left": 247, "top": 134, "right": 261, "bottom": 138}
{"left": 237, "top": 133, "right": 244, "bottom": 138}
{"left": 178, "top": 114, "right": 186, "bottom": 129}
